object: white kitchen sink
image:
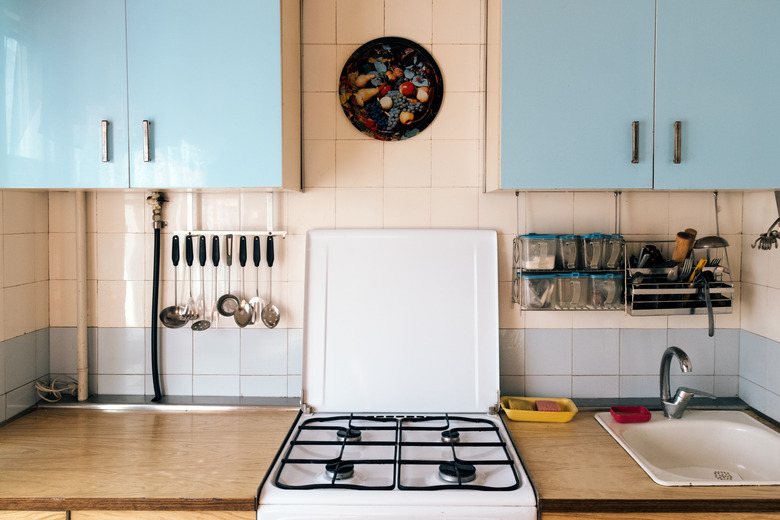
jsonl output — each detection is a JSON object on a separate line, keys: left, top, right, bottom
{"left": 595, "top": 410, "right": 780, "bottom": 486}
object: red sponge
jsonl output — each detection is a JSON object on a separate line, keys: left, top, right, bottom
{"left": 535, "top": 400, "right": 561, "bottom": 412}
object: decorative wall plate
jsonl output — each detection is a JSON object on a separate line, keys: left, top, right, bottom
{"left": 339, "top": 37, "right": 443, "bottom": 141}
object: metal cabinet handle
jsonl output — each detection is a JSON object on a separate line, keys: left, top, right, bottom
{"left": 101, "top": 120, "right": 109, "bottom": 162}
{"left": 631, "top": 121, "right": 639, "bottom": 164}
{"left": 673, "top": 121, "right": 682, "bottom": 164}
{"left": 143, "top": 120, "right": 151, "bottom": 162}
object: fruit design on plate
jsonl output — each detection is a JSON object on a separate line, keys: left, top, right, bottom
{"left": 339, "top": 37, "right": 443, "bottom": 141}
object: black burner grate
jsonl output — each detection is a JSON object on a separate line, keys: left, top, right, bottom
{"left": 275, "top": 414, "right": 399, "bottom": 490}
{"left": 274, "top": 414, "right": 520, "bottom": 491}
{"left": 397, "top": 415, "right": 520, "bottom": 491}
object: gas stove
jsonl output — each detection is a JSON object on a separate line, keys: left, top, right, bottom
{"left": 257, "top": 230, "right": 537, "bottom": 519}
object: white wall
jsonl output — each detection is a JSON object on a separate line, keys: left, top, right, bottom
{"left": 0, "top": 190, "right": 50, "bottom": 420}
{"left": 738, "top": 191, "right": 780, "bottom": 419}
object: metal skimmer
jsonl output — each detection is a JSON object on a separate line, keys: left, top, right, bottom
{"left": 752, "top": 191, "right": 780, "bottom": 250}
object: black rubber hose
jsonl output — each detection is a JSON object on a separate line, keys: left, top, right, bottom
{"left": 151, "top": 227, "right": 163, "bottom": 402}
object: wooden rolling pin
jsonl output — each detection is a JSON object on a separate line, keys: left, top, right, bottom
{"left": 672, "top": 228, "right": 697, "bottom": 265}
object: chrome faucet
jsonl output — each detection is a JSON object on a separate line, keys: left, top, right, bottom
{"left": 660, "top": 346, "right": 716, "bottom": 419}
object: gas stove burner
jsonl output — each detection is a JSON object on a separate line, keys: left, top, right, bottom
{"left": 336, "top": 427, "right": 362, "bottom": 442}
{"left": 441, "top": 429, "right": 460, "bottom": 444}
{"left": 438, "top": 461, "right": 477, "bottom": 483}
{"left": 325, "top": 462, "right": 355, "bottom": 481}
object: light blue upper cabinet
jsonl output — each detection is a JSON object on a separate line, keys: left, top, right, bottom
{"left": 654, "top": 0, "right": 780, "bottom": 190}
{"left": 126, "top": 0, "right": 300, "bottom": 189}
{"left": 0, "top": 0, "right": 129, "bottom": 188}
{"left": 1, "top": 0, "right": 300, "bottom": 190}
{"left": 490, "top": 0, "right": 780, "bottom": 191}
{"left": 491, "top": 0, "right": 655, "bottom": 190}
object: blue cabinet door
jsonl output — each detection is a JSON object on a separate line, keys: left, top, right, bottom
{"left": 500, "top": 0, "right": 655, "bottom": 189}
{"left": 126, "top": 0, "right": 284, "bottom": 189}
{"left": 0, "top": 0, "right": 129, "bottom": 188}
{"left": 655, "top": 0, "right": 780, "bottom": 189}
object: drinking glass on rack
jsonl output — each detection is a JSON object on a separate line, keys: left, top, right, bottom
{"left": 559, "top": 235, "right": 580, "bottom": 270}
{"left": 604, "top": 234, "right": 624, "bottom": 270}
{"left": 556, "top": 273, "right": 589, "bottom": 309}
{"left": 518, "top": 234, "right": 557, "bottom": 270}
{"left": 582, "top": 233, "right": 605, "bottom": 270}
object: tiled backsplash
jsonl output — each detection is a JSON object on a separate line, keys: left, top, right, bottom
{"left": 41, "top": 188, "right": 760, "bottom": 406}
{"left": 0, "top": 191, "right": 50, "bottom": 421}
{"left": 49, "top": 327, "right": 301, "bottom": 398}
{"left": 500, "top": 328, "right": 740, "bottom": 399}
{"left": 2, "top": 0, "right": 780, "bottom": 424}
{"left": 737, "top": 191, "right": 780, "bottom": 419}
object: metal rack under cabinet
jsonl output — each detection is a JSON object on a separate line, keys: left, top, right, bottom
{"left": 624, "top": 240, "right": 733, "bottom": 316}
{"left": 512, "top": 234, "right": 625, "bottom": 311}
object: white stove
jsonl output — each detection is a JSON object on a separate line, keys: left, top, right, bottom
{"left": 257, "top": 230, "right": 537, "bottom": 519}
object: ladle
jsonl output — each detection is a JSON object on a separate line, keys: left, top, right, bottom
{"left": 694, "top": 235, "right": 729, "bottom": 249}
{"left": 698, "top": 274, "right": 715, "bottom": 337}
{"left": 693, "top": 192, "right": 730, "bottom": 263}
{"left": 248, "top": 236, "right": 265, "bottom": 325}
{"left": 234, "top": 236, "right": 253, "bottom": 328}
{"left": 217, "top": 234, "right": 239, "bottom": 316}
{"left": 261, "top": 234, "right": 280, "bottom": 329}
{"left": 159, "top": 235, "right": 188, "bottom": 328}
{"left": 210, "top": 235, "right": 220, "bottom": 327}
{"left": 191, "top": 235, "right": 211, "bottom": 331}
{"left": 692, "top": 191, "right": 730, "bottom": 337}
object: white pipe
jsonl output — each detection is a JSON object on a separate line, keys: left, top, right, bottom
{"left": 75, "top": 191, "right": 88, "bottom": 401}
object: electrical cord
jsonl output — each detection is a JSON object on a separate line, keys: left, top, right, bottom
{"left": 35, "top": 377, "right": 78, "bottom": 403}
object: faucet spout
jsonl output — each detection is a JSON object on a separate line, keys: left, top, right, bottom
{"left": 660, "top": 346, "right": 691, "bottom": 403}
{"left": 660, "top": 346, "right": 714, "bottom": 418}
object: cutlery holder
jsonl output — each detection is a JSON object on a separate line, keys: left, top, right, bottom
{"left": 625, "top": 240, "right": 733, "bottom": 316}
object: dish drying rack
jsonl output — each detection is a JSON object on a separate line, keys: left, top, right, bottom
{"left": 625, "top": 240, "right": 733, "bottom": 316}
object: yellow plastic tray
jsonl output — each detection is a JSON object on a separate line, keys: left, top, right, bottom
{"left": 501, "top": 396, "right": 578, "bottom": 423}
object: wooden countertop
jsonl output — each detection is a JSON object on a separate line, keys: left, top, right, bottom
{"left": 505, "top": 410, "right": 780, "bottom": 515}
{"left": 4, "top": 407, "right": 780, "bottom": 515}
{"left": 0, "top": 408, "right": 298, "bottom": 512}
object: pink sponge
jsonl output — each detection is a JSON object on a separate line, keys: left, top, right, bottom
{"left": 535, "top": 400, "right": 561, "bottom": 412}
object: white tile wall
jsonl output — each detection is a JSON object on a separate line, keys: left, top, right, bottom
{"left": 0, "top": 191, "right": 49, "bottom": 420}
{"left": 572, "top": 329, "right": 619, "bottom": 375}
{"left": 500, "top": 328, "right": 739, "bottom": 399}
{"left": 737, "top": 190, "right": 780, "bottom": 420}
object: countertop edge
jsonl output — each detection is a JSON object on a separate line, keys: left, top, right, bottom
{"left": 507, "top": 408, "right": 780, "bottom": 514}
{"left": 540, "top": 498, "right": 780, "bottom": 514}
{"left": 0, "top": 497, "right": 256, "bottom": 512}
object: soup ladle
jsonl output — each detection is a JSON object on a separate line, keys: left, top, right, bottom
{"left": 234, "top": 236, "right": 254, "bottom": 328}
{"left": 159, "top": 235, "right": 188, "bottom": 328}
{"left": 261, "top": 234, "right": 280, "bottom": 329}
